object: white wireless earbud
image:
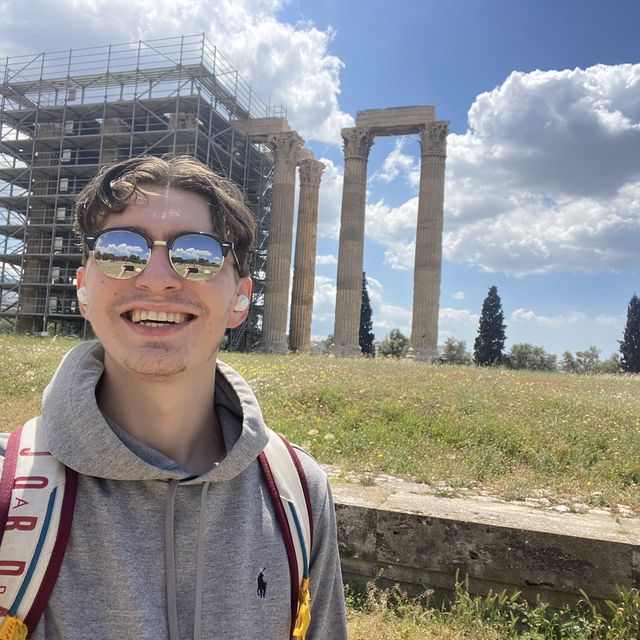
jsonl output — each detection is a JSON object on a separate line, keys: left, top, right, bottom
{"left": 77, "top": 287, "right": 89, "bottom": 306}
{"left": 233, "top": 294, "right": 250, "bottom": 312}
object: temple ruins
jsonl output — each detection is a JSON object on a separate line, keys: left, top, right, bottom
{"left": 233, "top": 118, "right": 324, "bottom": 353}
{"left": 236, "top": 105, "right": 447, "bottom": 358}
{"left": 333, "top": 107, "right": 448, "bottom": 360}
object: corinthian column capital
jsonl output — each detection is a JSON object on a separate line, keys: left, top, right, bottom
{"left": 341, "top": 127, "right": 374, "bottom": 160}
{"left": 267, "top": 131, "right": 305, "bottom": 162}
{"left": 419, "top": 121, "right": 449, "bottom": 156}
{"left": 298, "top": 158, "right": 325, "bottom": 188}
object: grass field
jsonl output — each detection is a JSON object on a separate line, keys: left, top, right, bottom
{"left": 1, "top": 335, "right": 639, "bottom": 638}
{"left": 227, "top": 351, "right": 640, "bottom": 514}
{"left": 1, "top": 335, "right": 639, "bottom": 513}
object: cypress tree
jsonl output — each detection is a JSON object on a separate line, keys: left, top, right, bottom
{"left": 474, "top": 285, "right": 507, "bottom": 366}
{"left": 619, "top": 294, "right": 640, "bottom": 373}
{"left": 359, "top": 271, "right": 375, "bottom": 356}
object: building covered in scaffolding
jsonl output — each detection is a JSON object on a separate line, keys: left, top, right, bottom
{"left": 0, "top": 34, "right": 277, "bottom": 349}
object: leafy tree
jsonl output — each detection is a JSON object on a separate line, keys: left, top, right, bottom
{"left": 359, "top": 272, "right": 375, "bottom": 357}
{"left": 442, "top": 337, "right": 472, "bottom": 365}
{"left": 378, "top": 328, "right": 409, "bottom": 358}
{"left": 599, "top": 352, "right": 621, "bottom": 374}
{"left": 561, "top": 351, "right": 578, "bottom": 373}
{"left": 562, "top": 346, "right": 602, "bottom": 374}
{"left": 320, "top": 334, "right": 334, "bottom": 354}
{"left": 473, "top": 286, "right": 506, "bottom": 366}
{"left": 575, "top": 346, "right": 601, "bottom": 374}
{"left": 507, "top": 343, "right": 557, "bottom": 371}
{"left": 619, "top": 294, "right": 640, "bottom": 373}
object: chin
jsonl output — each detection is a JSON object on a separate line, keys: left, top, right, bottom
{"left": 120, "top": 351, "right": 189, "bottom": 379}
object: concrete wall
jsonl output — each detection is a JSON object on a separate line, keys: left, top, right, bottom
{"left": 332, "top": 482, "right": 640, "bottom": 609}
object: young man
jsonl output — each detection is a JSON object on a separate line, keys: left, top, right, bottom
{"left": 0, "top": 156, "right": 348, "bottom": 639}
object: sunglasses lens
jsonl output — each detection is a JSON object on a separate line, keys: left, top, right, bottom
{"left": 170, "top": 235, "right": 224, "bottom": 281}
{"left": 94, "top": 230, "right": 149, "bottom": 279}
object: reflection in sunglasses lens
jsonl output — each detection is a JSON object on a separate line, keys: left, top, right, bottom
{"left": 170, "top": 235, "right": 224, "bottom": 281}
{"left": 94, "top": 231, "right": 149, "bottom": 279}
{"left": 92, "top": 230, "right": 226, "bottom": 281}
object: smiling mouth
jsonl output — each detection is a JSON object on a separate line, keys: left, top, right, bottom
{"left": 124, "top": 309, "right": 196, "bottom": 327}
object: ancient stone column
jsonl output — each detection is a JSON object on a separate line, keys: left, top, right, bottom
{"left": 333, "top": 127, "right": 374, "bottom": 356}
{"left": 289, "top": 158, "right": 326, "bottom": 353}
{"left": 411, "top": 121, "right": 448, "bottom": 361}
{"left": 261, "top": 131, "right": 304, "bottom": 353}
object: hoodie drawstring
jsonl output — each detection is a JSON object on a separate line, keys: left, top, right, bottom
{"left": 165, "top": 479, "right": 211, "bottom": 640}
{"left": 192, "top": 482, "right": 209, "bottom": 640}
{"left": 165, "top": 480, "right": 179, "bottom": 640}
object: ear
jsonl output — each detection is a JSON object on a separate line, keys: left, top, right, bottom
{"left": 76, "top": 266, "right": 91, "bottom": 320}
{"left": 227, "top": 277, "right": 253, "bottom": 329}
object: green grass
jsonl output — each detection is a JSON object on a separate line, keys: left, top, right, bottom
{"left": 221, "top": 351, "right": 640, "bottom": 512}
{"left": 1, "top": 336, "right": 640, "bottom": 511}
{"left": 346, "top": 580, "right": 640, "bottom": 639}
{"left": 2, "top": 336, "right": 639, "bottom": 638}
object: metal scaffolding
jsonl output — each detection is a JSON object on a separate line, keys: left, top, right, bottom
{"left": 0, "top": 34, "right": 277, "bottom": 349}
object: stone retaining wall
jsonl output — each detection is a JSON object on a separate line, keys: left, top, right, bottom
{"left": 331, "top": 482, "right": 640, "bottom": 608}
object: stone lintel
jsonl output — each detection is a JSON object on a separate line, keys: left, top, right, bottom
{"left": 355, "top": 106, "right": 436, "bottom": 136}
{"left": 232, "top": 116, "right": 291, "bottom": 139}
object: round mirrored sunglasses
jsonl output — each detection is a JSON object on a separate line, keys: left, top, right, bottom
{"left": 84, "top": 227, "right": 239, "bottom": 282}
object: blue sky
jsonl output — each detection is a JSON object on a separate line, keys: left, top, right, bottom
{"left": 281, "top": 0, "right": 640, "bottom": 357}
{"left": 1, "top": 0, "right": 639, "bottom": 356}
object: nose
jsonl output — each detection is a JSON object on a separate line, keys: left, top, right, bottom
{"left": 134, "top": 244, "right": 182, "bottom": 294}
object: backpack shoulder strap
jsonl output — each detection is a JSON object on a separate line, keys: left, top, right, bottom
{"left": 258, "top": 429, "right": 313, "bottom": 639}
{"left": 0, "top": 417, "right": 77, "bottom": 639}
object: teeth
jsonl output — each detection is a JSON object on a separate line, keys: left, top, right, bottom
{"left": 130, "top": 309, "right": 189, "bottom": 324}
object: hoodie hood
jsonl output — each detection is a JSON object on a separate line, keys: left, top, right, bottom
{"left": 41, "top": 340, "right": 269, "bottom": 483}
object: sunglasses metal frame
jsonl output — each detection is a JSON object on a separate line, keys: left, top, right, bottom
{"left": 84, "top": 227, "right": 240, "bottom": 281}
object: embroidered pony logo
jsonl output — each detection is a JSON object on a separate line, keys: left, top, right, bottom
{"left": 257, "top": 567, "right": 267, "bottom": 598}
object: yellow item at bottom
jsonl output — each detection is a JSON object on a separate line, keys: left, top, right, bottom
{"left": 292, "top": 577, "right": 311, "bottom": 639}
{"left": 0, "top": 616, "right": 28, "bottom": 640}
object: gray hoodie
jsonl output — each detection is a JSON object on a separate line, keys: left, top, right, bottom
{"left": 0, "top": 341, "right": 347, "bottom": 639}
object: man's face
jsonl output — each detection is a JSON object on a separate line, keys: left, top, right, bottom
{"left": 76, "top": 186, "right": 252, "bottom": 380}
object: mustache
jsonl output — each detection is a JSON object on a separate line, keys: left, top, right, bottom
{"left": 113, "top": 293, "right": 209, "bottom": 313}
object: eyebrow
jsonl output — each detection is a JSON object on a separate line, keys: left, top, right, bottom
{"left": 106, "top": 226, "right": 205, "bottom": 241}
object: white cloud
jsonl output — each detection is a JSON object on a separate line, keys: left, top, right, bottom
{"left": 453, "top": 291, "right": 465, "bottom": 300}
{"left": 511, "top": 308, "right": 586, "bottom": 327}
{"left": 100, "top": 242, "right": 144, "bottom": 256}
{"left": 372, "top": 137, "right": 420, "bottom": 188}
{"left": 311, "top": 275, "right": 336, "bottom": 324}
{"left": 444, "top": 64, "right": 640, "bottom": 275}
{"left": 376, "top": 275, "right": 474, "bottom": 342}
{"left": 317, "top": 157, "right": 343, "bottom": 238}
{"left": 365, "top": 63, "right": 640, "bottom": 277}
{"left": 594, "top": 314, "right": 624, "bottom": 328}
{"left": 365, "top": 198, "right": 419, "bottom": 270}
{"left": 434, "top": 305, "right": 625, "bottom": 356}
{"left": 311, "top": 273, "right": 411, "bottom": 339}
{"left": 511, "top": 307, "right": 624, "bottom": 330}
{"left": 364, "top": 275, "right": 383, "bottom": 305}
{"left": 373, "top": 304, "right": 412, "bottom": 336}
{"left": 439, "top": 307, "right": 479, "bottom": 326}
{"left": 0, "top": 0, "right": 352, "bottom": 144}
{"left": 437, "top": 307, "right": 479, "bottom": 348}
{"left": 506, "top": 307, "right": 625, "bottom": 354}
{"left": 315, "top": 254, "right": 337, "bottom": 265}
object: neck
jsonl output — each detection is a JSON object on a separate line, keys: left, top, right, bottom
{"left": 97, "top": 358, "right": 224, "bottom": 474}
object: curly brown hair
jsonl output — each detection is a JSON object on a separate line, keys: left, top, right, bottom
{"left": 74, "top": 155, "right": 255, "bottom": 276}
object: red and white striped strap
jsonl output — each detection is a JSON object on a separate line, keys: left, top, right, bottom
{"left": 0, "top": 418, "right": 77, "bottom": 637}
{"left": 258, "top": 430, "right": 313, "bottom": 638}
